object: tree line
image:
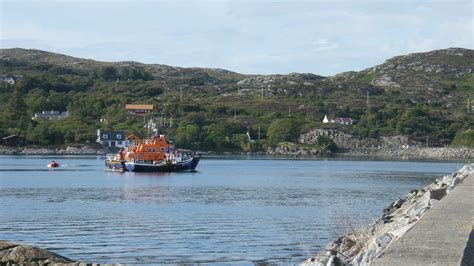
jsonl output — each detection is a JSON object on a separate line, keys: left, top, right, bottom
{"left": 0, "top": 63, "right": 473, "bottom": 150}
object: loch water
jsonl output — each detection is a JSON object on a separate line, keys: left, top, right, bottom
{"left": 0, "top": 156, "right": 464, "bottom": 264}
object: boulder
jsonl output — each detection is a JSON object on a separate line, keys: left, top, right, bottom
{"left": 0, "top": 241, "right": 74, "bottom": 264}
{"left": 326, "top": 255, "right": 343, "bottom": 266}
{"left": 430, "top": 186, "right": 447, "bottom": 200}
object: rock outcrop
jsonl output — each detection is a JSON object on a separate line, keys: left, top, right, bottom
{"left": 303, "top": 163, "right": 474, "bottom": 265}
{"left": 299, "top": 128, "right": 474, "bottom": 159}
{"left": 266, "top": 142, "right": 331, "bottom": 156}
{"left": 0, "top": 241, "right": 74, "bottom": 264}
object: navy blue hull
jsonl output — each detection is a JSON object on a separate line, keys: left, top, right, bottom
{"left": 126, "top": 157, "right": 200, "bottom": 172}
{"left": 107, "top": 157, "right": 200, "bottom": 172}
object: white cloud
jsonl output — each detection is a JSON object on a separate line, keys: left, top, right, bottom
{"left": 1, "top": 0, "right": 472, "bottom": 75}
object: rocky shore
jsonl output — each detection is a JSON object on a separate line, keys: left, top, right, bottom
{"left": 0, "top": 144, "right": 108, "bottom": 155}
{"left": 347, "top": 146, "right": 473, "bottom": 159}
{"left": 299, "top": 128, "right": 474, "bottom": 159}
{"left": 0, "top": 140, "right": 472, "bottom": 160}
{"left": 0, "top": 241, "right": 74, "bottom": 265}
{"left": 266, "top": 142, "right": 332, "bottom": 156}
{"left": 303, "top": 163, "right": 474, "bottom": 265}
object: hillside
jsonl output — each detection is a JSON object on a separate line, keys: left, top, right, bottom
{"left": 0, "top": 47, "right": 472, "bottom": 151}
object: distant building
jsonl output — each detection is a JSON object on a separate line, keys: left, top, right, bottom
{"left": 0, "top": 75, "right": 20, "bottom": 85}
{"left": 334, "top": 117, "right": 353, "bottom": 125}
{"left": 2, "top": 135, "right": 26, "bottom": 147}
{"left": 125, "top": 104, "right": 154, "bottom": 115}
{"left": 322, "top": 115, "right": 353, "bottom": 125}
{"left": 323, "top": 115, "right": 331, "bottom": 123}
{"left": 96, "top": 130, "right": 126, "bottom": 148}
{"left": 32, "top": 110, "right": 69, "bottom": 120}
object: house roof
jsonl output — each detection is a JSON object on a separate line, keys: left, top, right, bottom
{"left": 125, "top": 104, "right": 154, "bottom": 110}
{"left": 2, "top": 135, "right": 24, "bottom": 140}
{"left": 334, "top": 117, "right": 353, "bottom": 122}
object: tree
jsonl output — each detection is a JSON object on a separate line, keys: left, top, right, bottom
{"left": 452, "top": 129, "right": 474, "bottom": 148}
{"left": 266, "top": 118, "right": 299, "bottom": 144}
{"left": 174, "top": 123, "right": 200, "bottom": 149}
{"left": 315, "top": 135, "right": 337, "bottom": 152}
{"left": 97, "top": 66, "right": 118, "bottom": 81}
{"left": 48, "top": 91, "right": 69, "bottom": 111}
{"left": 6, "top": 87, "right": 29, "bottom": 131}
{"left": 203, "top": 120, "right": 241, "bottom": 150}
{"left": 26, "top": 93, "right": 49, "bottom": 114}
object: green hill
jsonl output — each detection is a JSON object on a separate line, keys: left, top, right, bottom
{"left": 0, "top": 47, "right": 472, "bottom": 151}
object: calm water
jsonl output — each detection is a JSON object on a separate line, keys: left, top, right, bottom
{"left": 0, "top": 155, "right": 464, "bottom": 264}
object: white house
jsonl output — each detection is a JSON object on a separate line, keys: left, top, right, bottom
{"left": 323, "top": 115, "right": 353, "bottom": 125}
{"left": 96, "top": 129, "right": 127, "bottom": 148}
{"left": 32, "top": 110, "right": 69, "bottom": 120}
{"left": 322, "top": 115, "right": 332, "bottom": 123}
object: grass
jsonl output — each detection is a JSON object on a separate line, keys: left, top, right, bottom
{"left": 456, "top": 73, "right": 474, "bottom": 92}
{"left": 356, "top": 72, "right": 375, "bottom": 83}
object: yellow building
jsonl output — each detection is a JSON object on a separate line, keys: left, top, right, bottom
{"left": 125, "top": 104, "right": 154, "bottom": 115}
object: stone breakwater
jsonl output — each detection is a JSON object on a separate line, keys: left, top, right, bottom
{"left": 302, "top": 163, "right": 474, "bottom": 266}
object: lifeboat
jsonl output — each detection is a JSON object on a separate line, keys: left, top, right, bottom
{"left": 105, "top": 134, "right": 200, "bottom": 172}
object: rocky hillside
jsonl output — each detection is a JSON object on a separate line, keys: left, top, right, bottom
{"left": 2, "top": 47, "right": 472, "bottom": 98}
{"left": 333, "top": 48, "right": 474, "bottom": 105}
{"left": 0, "top": 48, "right": 245, "bottom": 85}
{"left": 0, "top": 47, "right": 472, "bottom": 149}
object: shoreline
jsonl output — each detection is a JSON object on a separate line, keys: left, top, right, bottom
{"left": 1, "top": 144, "right": 472, "bottom": 161}
{"left": 0, "top": 144, "right": 109, "bottom": 156}
{"left": 303, "top": 163, "right": 474, "bottom": 265}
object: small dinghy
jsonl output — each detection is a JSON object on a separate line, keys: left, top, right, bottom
{"left": 47, "top": 160, "right": 59, "bottom": 168}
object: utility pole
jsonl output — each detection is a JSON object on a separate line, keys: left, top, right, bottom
{"left": 367, "top": 91, "right": 370, "bottom": 107}
{"left": 261, "top": 88, "right": 264, "bottom": 100}
{"left": 426, "top": 136, "right": 429, "bottom": 148}
{"left": 238, "top": 85, "right": 240, "bottom": 97}
{"left": 468, "top": 98, "right": 471, "bottom": 113}
{"left": 180, "top": 87, "right": 183, "bottom": 102}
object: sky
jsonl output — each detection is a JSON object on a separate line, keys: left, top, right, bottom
{"left": 1, "top": 0, "right": 473, "bottom": 76}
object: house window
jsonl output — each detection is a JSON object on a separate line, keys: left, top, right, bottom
{"left": 103, "top": 134, "right": 108, "bottom": 139}
{"left": 117, "top": 134, "right": 122, "bottom": 139}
